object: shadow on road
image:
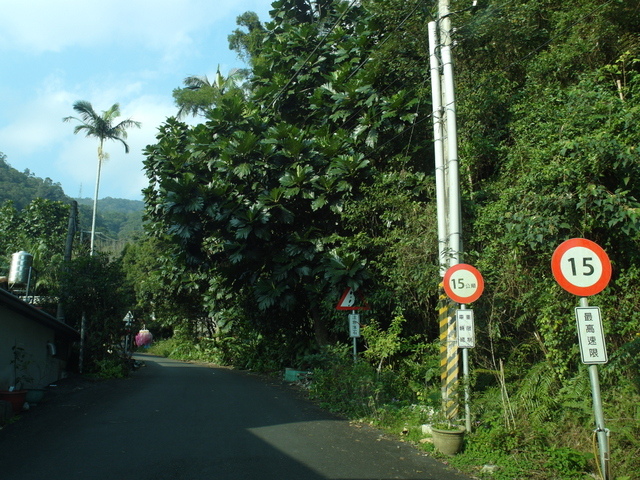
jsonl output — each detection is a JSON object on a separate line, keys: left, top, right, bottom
{"left": 0, "top": 353, "right": 472, "bottom": 480}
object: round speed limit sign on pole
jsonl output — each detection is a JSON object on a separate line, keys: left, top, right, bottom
{"left": 551, "top": 238, "right": 611, "bottom": 296}
{"left": 443, "top": 263, "right": 484, "bottom": 304}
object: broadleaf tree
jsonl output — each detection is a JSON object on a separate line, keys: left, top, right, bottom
{"left": 143, "top": 0, "right": 431, "bottom": 353}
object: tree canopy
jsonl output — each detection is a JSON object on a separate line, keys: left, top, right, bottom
{"left": 142, "top": 0, "right": 640, "bottom": 355}
{"left": 134, "top": 0, "right": 640, "bottom": 475}
{"left": 0, "top": 153, "right": 68, "bottom": 209}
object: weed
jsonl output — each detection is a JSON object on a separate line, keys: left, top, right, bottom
{"left": 90, "top": 357, "right": 129, "bottom": 379}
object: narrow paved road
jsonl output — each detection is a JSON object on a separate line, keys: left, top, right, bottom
{"left": 0, "top": 354, "right": 473, "bottom": 480}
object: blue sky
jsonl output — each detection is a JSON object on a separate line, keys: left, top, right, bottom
{"left": 0, "top": 0, "right": 275, "bottom": 201}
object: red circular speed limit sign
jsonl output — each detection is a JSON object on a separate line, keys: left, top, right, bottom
{"left": 443, "top": 263, "right": 484, "bottom": 304}
{"left": 551, "top": 238, "right": 611, "bottom": 296}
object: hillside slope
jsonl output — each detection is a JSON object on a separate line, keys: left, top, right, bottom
{"left": 0, "top": 152, "right": 143, "bottom": 239}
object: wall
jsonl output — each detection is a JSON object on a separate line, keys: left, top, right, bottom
{"left": 0, "top": 305, "right": 65, "bottom": 390}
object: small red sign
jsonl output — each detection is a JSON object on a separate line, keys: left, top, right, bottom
{"left": 443, "top": 264, "right": 484, "bottom": 304}
{"left": 336, "top": 287, "right": 370, "bottom": 311}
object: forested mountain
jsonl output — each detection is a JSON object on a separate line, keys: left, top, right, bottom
{"left": 75, "top": 197, "right": 144, "bottom": 240}
{"left": 128, "top": 0, "right": 640, "bottom": 477}
{"left": 75, "top": 196, "right": 144, "bottom": 214}
{"left": 0, "top": 153, "right": 67, "bottom": 209}
{"left": 0, "top": 152, "right": 143, "bottom": 239}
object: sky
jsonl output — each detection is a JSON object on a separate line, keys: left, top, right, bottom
{"left": 0, "top": 0, "right": 275, "bottom": 201}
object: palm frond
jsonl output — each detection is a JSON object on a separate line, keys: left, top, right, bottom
{"left": 183, "top": 75, "right": 211, "bottom": 90}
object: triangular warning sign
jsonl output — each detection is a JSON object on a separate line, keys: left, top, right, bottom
{"left": 336, "top": 287, "right": 370, "bottom": 311}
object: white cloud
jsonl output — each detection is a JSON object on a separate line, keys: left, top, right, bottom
{"left": 0, "top": 0, "right": 252, "bottom": 54}
{"left": 0, "top": 0, "right": 275, "bottom": 199}
{"left": 56, "top": 93, "right": 176, "bottom": 200}
{"left": 0, "top": 74, "right": 73, "bottom": 156}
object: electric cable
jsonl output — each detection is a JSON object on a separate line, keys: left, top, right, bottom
{"left": 270, "top": 0, "right": 361, "bottom": 108}
{"left": 328, "top": 0, "right": 427, "bottom": 134}
{"left": 194, "top": 0, "right": 624, "bottom": 173}
{"left": 374, "top": 0, "right": 620, "bottom": 154}
{"left": 592, "top": 430, "right": 603, "bottom": 480}
{"left": 288, "top": 0, "right": 618, "bottom": 168}
{"left": 329, "top": 0, "right": 531, "bottom": 135}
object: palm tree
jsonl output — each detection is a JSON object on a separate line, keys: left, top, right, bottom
{"left": 63, "top": 101, "right": 141, "bottom": 255}
{"left": 173, "top": 66, "right": 246, "bottom": 118}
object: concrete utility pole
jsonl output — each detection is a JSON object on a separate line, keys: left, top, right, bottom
{"left": 57, "top": 200, "right": 78, "bottom": 322}
{"left": 439, "top": 1, "right": 462, "bottom": 265}
{"left": 430, "top": 0, "right": 464, "bottom": 423}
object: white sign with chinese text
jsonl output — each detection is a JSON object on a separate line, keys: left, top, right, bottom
{"left": 575, "top": 306, "right": 608, "bottom": 364}
{"left": 349, "top": 313, "right": 361, "bottom": 338}
{"left": 456, "top": 309, "right": 475, "bottom": 348}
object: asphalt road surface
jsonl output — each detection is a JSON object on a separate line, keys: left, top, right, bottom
{"left": 0, "top": 354, "right": 473, "bottom": 480}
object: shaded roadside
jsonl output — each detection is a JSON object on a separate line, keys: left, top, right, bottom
{"left": 0, "top": 354, "right": 475, "bottom": 480}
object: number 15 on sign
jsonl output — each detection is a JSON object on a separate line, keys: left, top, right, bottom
{"left": 443, "top": 264, "right": 484, "bottom": 304}
{"left": 551, "top": 238, "right": 611, "bottom": 297}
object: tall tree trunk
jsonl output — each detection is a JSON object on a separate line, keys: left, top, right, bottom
{"left": 90, "top": 142, "right": 104, "bottom": 256}
{"left": 311, "top": 307, "right": 330, "bottom": 347}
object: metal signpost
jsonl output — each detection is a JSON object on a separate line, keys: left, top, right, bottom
{"left": 123, "top": 311, "right": 134, "bottom": 356}
{"left": 336, "top": 288, "right": 370, "bottom": 362}
{"left": 443, "top": 263, "right": 484, "bottom": 432}
{"left": 349, "top": 313, "right": 361, "bottom": 359}
{"left": 551, "top": 238, "right": 612, "bottom": 480}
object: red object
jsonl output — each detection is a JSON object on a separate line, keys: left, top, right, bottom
{"left": 135, "top": 329, "right": 153, "bottom": 346}
{"left": 336, "top": 287, "right": 370, "bottom": 311}
{"left": 443, "top": 263, "right": 484, "bottom": 304}
{"left": 551, "top": 238, "right": 611, "bottom": 296}
{"left": 0, "top": 390, "right": 27, "bottom": 414}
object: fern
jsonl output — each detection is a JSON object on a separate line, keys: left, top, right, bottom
{"left": 513, "top": 361, "right": 562, "bottom": 428}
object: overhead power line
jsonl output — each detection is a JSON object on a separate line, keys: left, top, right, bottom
{"left": 376, "top": 0, "right": 620, "bottom": 153}
{"left": 270, "top": 0, "right": 361, "bottom": 108}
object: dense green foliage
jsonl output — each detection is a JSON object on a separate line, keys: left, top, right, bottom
{"left": 0, "top": 196, "right": 136, "bottom": 375}
{"left": 0, "top": 152, "right": 142, "bottom": 375}
{"left": 0, "top": 198, "right": 71, "bottom": 302}
{"left": 129, "top": 0, "right": 640, "bottom": 478}
{"left": 0, "top": 153, "right": 67, "bottom": 209}
{"left": 0, "top": 151, "right": 143, "bottom": 242}
{"left": 60, "top": 253, "right": 136, "bottom": 373}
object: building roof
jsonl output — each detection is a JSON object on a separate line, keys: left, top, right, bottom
{"left": 0, "top": 288, "right": 79, "bottom": 340}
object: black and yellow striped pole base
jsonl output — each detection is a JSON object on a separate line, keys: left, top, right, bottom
{"left": 439, "top": 282, "right": 459, "bottom": 420}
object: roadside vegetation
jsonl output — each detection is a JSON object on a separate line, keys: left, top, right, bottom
{"left": 0, "top": 162, "right": 140, "bottom": 377}
{"left": 133, "top": 1, "right": 640, "bottom": 478}
{"left": 144, "top": 323, "right": 639, "bottom": 480}
{"left": 1, "top": 1, "right": 639, "bottom": 479}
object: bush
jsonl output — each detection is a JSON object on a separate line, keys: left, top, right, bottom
{"left": 309, "top": 349, "right": 379, "bottom": 418}
{"left": 89, "top": 356, "right": 130, "bottom": 379}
